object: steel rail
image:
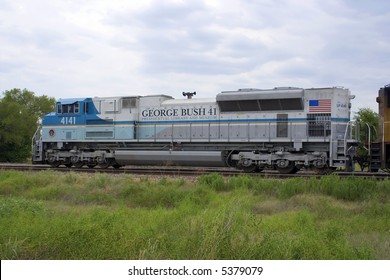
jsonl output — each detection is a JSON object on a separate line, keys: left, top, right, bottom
{"left": 1, "top": 163, "right": 390, "bottom": 179}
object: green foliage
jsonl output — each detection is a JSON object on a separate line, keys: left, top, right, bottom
{"left": 354, "top": 107, "right": 379, "bottom": 142}
{"left": 0, "top": 88, "right": 55, "bottom": 162}
{"left": 0, "top": 196, "right": 44, "bottom": 217}
{"left": 353, "top": 108, "right": 380, "bottom": 170}
{"left": 198, "top": 173, "right": 229, "bottom": 191}
{"left": 0, "top": 171, "right": 389, "bottom": 260}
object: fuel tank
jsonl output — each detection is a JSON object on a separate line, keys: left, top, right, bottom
{"left": 114, "top": 150, "right": 225, "bottom": 167}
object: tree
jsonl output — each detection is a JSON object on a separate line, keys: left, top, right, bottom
{"left": 0, "top": 89, "right": 55, "bottom": 162}
{"left": 354, "top": 108, "right": 379, "bottom": 142}
{"left": 353, "top": 108, "right": 379, "bottom": 170}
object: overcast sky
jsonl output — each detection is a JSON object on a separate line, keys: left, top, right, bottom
{"left": 1, "top": 0, "right": 389, "bottom": 112}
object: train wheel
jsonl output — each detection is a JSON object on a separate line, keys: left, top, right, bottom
{"left": 59, "top": 157, "right": 72, "bottom": 168}
{"left": 277, "top": 165, "right": 298, "bottom": 174}
{"left": 225, "top": 150, "right": 239, "bottom": 168}
{"left": 73, "top": 161, "right": 84, "bottom": 168}
{"left": 49, "top": 161, "right": 61, "bottom": 168}
{"left": 112, "top": 160, "right": 122, "bottom": 169}
{"left": 276, "top": 160, "right": 298, "bottom": 174}
{"left": 98, "top": 158, "right": 113, "bottom": 169}
{"left": 241, "top": 165, "right": 259, "bottom": 173}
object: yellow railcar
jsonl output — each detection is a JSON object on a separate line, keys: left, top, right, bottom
{"left": 377, "top": 85, "right": 390, "bottom": 169}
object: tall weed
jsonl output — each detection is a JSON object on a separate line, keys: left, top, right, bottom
{"left": 0, "top": 196, "right": 44, "bottom": 217}
{"left": 198, "top": 173, "right": 228, "bottom": 191}
{"left": 0, "top": 170, "right": 389, "bottom": 259}
{"left": 0, "top": 171, "right": 55, "bottom": 195}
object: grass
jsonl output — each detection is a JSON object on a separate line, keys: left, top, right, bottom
{"left": 0, "top": 171, "right": 389, "bottom": 259}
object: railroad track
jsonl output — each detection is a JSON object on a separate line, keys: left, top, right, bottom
{"left": 1, "top": 163, "right": 390, "bottom": 179}
{"left": 0, "top": 163, "right": 244, "bottom": 177}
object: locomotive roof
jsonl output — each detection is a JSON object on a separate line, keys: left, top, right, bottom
{"left": 217, "top": 88, "right": 304, "bottom": 102}
{"left": 57, "top": 98, "right": 88, "bottom": 104}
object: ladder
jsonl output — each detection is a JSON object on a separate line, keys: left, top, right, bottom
{"left": 336, "top": 140, "right": 346, "bottom": 159}
{"left": 329, "top": 139, "right": 348, "bottom": 168}
{"left": 364, "top": 123, "right": 380, "bottom": 172}
{"left": 369, "top": 142, "right": 381, "bottom": 172}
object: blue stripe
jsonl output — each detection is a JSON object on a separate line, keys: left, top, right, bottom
{"left": 137, "top": 117, "right": 350, "bottom": 125}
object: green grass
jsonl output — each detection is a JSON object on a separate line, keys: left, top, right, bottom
{"left": 0, "top": 171, "right": 389, "bottom": 259}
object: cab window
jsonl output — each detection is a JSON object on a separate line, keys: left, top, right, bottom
{"left": 57, "top": 102, "right": 80, "bottom": 114}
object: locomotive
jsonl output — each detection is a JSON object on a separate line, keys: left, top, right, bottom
{"left": 32, "top": 86, "right": 363, "bottom": 173}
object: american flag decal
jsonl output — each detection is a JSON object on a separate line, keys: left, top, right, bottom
{"left": 309, "top": 99, "right": 331, "bottom": 112}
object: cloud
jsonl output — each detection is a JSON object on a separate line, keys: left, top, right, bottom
{"left": 0, "top": 0, "right": 389, "bottom": 112}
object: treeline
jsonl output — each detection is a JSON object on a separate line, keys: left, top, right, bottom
{"left": 0, "top": 89, "right": 55, "bottom": 162}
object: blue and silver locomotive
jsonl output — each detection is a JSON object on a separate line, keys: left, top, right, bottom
{"left": 32, "top": 86, "right": 358, "bottom": 173}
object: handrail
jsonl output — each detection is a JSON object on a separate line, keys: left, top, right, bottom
{"left": 31, "top": 124, "right": 43, "bottom": 162}
{"left": 343, "top": 121, "right": 350, "bottom": 155}
{"left": 366, "top": 123, "right": 371, "bottom": 156}
{"left": 31, "top": 125, "right": 42, "bottom": 147}
{"left": 344, "top": 121, "right": 358, "bottom": 155}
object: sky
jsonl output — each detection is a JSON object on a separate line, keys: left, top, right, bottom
{"left": 0, "top": 0, "right": 389, "bottom": 112}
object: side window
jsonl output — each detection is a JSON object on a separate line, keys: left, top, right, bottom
{"left": 57, "top": 103, "right": 62, "bottom": 114}
{"left": 58, "top": 102, "right": 80, "bottom": 114}
{"left": 277, "top": 114, "right": 288, "bottom": 137}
